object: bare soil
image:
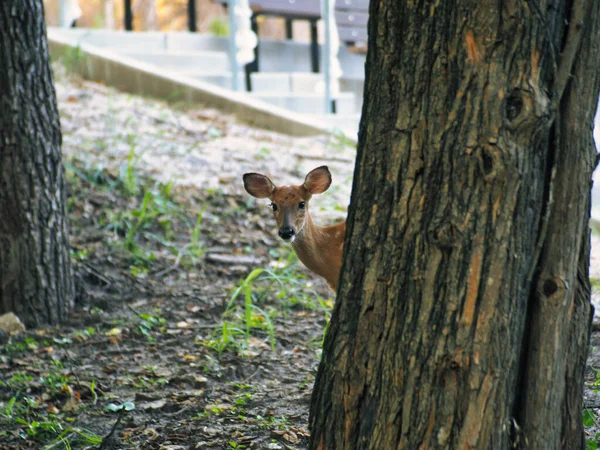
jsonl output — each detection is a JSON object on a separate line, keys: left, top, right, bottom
{"left": 1, "top": 65, "right": 599, "bottom": 449}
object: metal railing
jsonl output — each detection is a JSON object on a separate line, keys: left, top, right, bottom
{"left": 58, "top": 0, "right": 338, "bottom": 110}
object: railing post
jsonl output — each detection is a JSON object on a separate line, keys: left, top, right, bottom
{"left": 58, "top": 0, "right": 68, "bottom": 27}
{"left": 322, "top": 0, "right": 333, "bottom": 114}
{"left": 124, "top": 0, "right": 133, "bottom": 31}
{"left": 188, "top": 0, "right": 197, "bottom": 32}
{"left": 228, "top": 0, "right": 240, "bottom": 91}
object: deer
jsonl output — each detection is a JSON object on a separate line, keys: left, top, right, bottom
{"left": 242, "top": 166, "right": 346, "bottom": 291}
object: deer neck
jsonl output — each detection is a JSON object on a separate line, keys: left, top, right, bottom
{"left": 293, "top": 213, "right": 325, "bottom": 252}
{"left": 291, "top": 212, "right": 339, "bottom": 289}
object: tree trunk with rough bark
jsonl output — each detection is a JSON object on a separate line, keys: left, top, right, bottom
{"left": 0, "top": 0, "right": 74, "bottom": 327}
{"left": 309, "top": 1, "right": 600, "bottom": 449}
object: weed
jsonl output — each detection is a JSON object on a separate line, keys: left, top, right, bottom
{"left": 584, "top": 409, "right": 600, "bottom": 449}
{"left": 257, "top": 414, "right": 290, "bottom": 430}
{"left": 205, "top": 251, "right": 325, "bottom": 353}
{"left": 105, "top": 401, "right": 136, "bottom": 413}
{"left": 61, "top": 44, "right": 86, "bottom": 75}
{"left": 189, "top": 206, "right": 207, "bottom": 261}
{"left": 209, "top": 17, "right": 229, "bottom": 36}
{"left": 0, "top": 372, "right": 34, "bottom": 389}
{"left": 39, "top": 373, "right": 70, "bottom": 395}
{"left": 195, "top": 403, "right": 229, "bottom": 419}
{"left": 327, "top": 128, "right": 355, "bottom": 153}
{"left": 121, "top": 136, "right": 143, "bottom": 195}
{"left": 135, "top": 312, "right": 166, "bottom": 341}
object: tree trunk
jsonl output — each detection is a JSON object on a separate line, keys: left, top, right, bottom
{"left": 309, "top": 1, "right": 600, "bottom": 449}
{"left": 0, "top": 0, "right": 74, "bottom": 327}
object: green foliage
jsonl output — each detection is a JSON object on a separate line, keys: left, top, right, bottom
{"left": 204, "top": 252, "right": 326, "bottom": 354}
{"left": 61, "top": 44, "right": 86, "bottom": 75}
{"left": 105, "top": 401, "right": 136, "bottom": 413}
{"left": 209, "top": 17, "right": 229, "bottom": 36}
{"left": 327, "top": 128, "right": 355, "bottom": 153}
{"left": 583, "top": 409, "right": 600, "bottom": 449}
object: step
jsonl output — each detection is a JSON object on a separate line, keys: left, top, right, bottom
{"left": 314, "top": 113, "right": 361, "bottom": 132}
{"left": 250, "top": 72, "right": 365, "bottom": 95}
{"left": 184, "top": 71, "right": 246, "bottom": 89}
{"left": 119, "top": 50, "right": 229, "bottom": 72}
{"left": 50, "top": 29, "right": 230, "bottom": 53}
{"left": 251, "top": 72, "right": 325, "bottom": 93}
{"left": 249, "top": 92, "right": 356, "bottom": 115}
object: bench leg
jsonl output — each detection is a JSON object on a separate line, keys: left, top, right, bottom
{"left": 188, "top": 0, "right": 197, "bottom": 32}
{"left": 245, "top": 14, "right": 260, "bottom": 91}
{"left": 310, "top": 19, "right": 319, "bottom": 73}
{"left": 285, "top": 19, "right": 293, "bottom": 40}
{"left": 124, "top": 0, "right": 133, "bottom": 31}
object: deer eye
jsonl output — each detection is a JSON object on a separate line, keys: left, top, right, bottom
{"left": 271, "top": 203, "right": 278, "bottom": 212}
{"left": 298, "top": 202, "right": 306, "bottom": 209}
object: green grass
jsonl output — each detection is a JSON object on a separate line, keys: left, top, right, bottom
{"left": 203, "top": 251, "right": 328, "bottom": 354}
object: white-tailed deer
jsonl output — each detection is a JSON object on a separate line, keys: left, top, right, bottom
{"left": 243, "top": 166, "right": 346, "bottom": 291}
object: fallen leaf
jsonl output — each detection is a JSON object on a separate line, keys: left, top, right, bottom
{"left": 139, "top": 399, "right": 167, "bottom": 410}
{"left": 283, "top": 431, "right": 299, "bottom": 444}
{"left": 62, "top": 395, "right": 81, "bottom": 412}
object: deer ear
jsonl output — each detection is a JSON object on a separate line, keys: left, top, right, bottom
{"left": 303, "top": 166, "right": 332, "bottom": 194}
{"left": 243, "top": 173, "right": 276, "bottom": 199}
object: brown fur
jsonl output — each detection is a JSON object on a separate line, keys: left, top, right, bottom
{"left": 243, "top": 166, "right": 346, "bottom": 291}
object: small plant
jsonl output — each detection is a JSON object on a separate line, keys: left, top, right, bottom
{"left": 327, "top": 128, "right": 355, "bottom": 153}
{"left": 121, "top": 136, "right": 143, "bottom": 196}
{"left": 105, "top": 401, "right": 136, "bottom": 413}
{"left": 206, "top": 251, "right": 323, "bottom": 354}
{"left": 189, "top": 207, "right": 207, "bottom": 260}
{"left": 209, "top": 17, "right": 229, "bottom": 36}
{"left": 62, "top": 44, "right": 85, "bottom": 75}
{"left": 135, "top": 312, "right": 166, "bottom": 341}
{"left": 583, "top": 409, "right": 600, "bottom": 450}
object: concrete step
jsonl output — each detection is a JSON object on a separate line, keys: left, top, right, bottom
{"left": 251, "top": 72, "right": 343, "bottom": 94}
{"left": 249, "top": 92, "right": 356, "bottom": 115}
{"left": 119, "top": 50, "right": 229, "bottom": 72}
{"left": 184, "top": 71, "right": 246, "bottom": 89}
{"left": 50, "top": 29, "right": 230, "bottom": 52}
{"left": 315, "top": 113, "right": 361, "bottom": 138}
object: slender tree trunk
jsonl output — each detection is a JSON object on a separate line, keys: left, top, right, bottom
{"left": 309, "top": 1, "right": 600, "bottom": 449}
{"left": 0, "top": 0, "right": 74, "bottom": 327}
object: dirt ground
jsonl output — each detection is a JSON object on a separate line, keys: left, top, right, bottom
{"left": 1, "top": 64, "right": 600, "bottom": 449}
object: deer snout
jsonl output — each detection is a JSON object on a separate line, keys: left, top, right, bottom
{"left": 278, "top": 226, "right": 296, "bottom": 241}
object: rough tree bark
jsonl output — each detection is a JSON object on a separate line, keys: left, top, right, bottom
{"left": 0, "top": 0, "right": 74, "bottom": 327}
{"left": 310, "top": 1, "right": 600, "bottom": 449}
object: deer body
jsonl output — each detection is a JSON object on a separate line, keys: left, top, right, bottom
{"left": 243, "top": 166, "right": 345, "bottom": 291}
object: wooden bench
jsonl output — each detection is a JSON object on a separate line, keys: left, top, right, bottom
{"left": 335, "top": 0, "right": 368, "bottom": 45}
{"left": 216, "top": 0, "right": 369, "bottom": 90}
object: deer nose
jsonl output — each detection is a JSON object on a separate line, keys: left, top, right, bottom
{"left": 278, "top": 226, "right": 295, "bottom": 240}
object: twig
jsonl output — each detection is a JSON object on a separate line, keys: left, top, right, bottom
{"left": 98, "top": 412, "right": 125, "bottom": 450}
{"left": 63, "top": 348, "right": 83, "bottom": 391}
{"left": 240, "top": 366, "right": 262, "bottom": 384}
{"left": 127, "top": 305, "right": 145, "bottom": 320}
{"left": 81, "top": 263, "right": 112, "bottom": 286}
{"left": 153, "top": 250, "right": 184, "bottom": 278}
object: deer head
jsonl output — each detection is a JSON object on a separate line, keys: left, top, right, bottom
{"left": 243, "top": 166, "right": 332, "bottom": 243}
